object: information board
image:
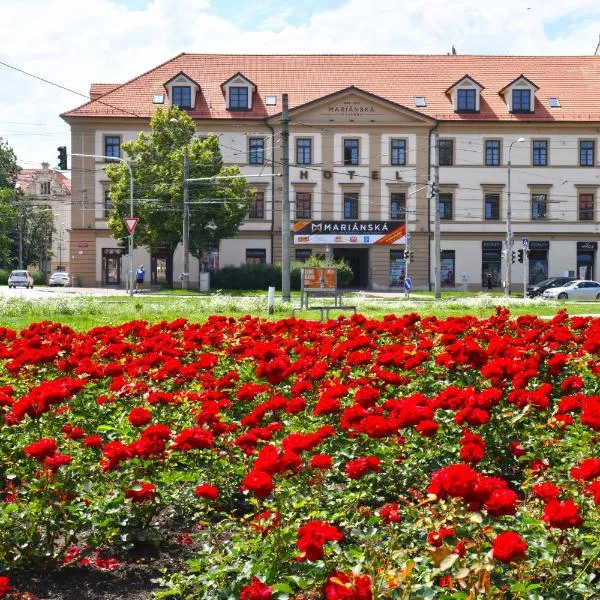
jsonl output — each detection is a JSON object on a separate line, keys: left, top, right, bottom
{"left": 302, "top": 268, "right": 337, "bottom": 290}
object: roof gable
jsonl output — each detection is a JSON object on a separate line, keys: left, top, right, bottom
{"left": 499, "top": 74, "right": 540, "bottom": 94}
{"left": 221, "top": 72, "right": 257, "bottom": 90}
{"left": 445, "top": 74, "right": 485, "bottom": 94}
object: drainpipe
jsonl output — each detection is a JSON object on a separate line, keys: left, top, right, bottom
{"left": 265, "top": 121, "right": 276, "bottom": 269}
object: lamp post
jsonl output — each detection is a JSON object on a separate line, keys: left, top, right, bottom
{"left": 506, "top": 137, "right": 525, "bottom": 297}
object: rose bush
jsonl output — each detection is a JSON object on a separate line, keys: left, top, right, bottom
{"left": 0, "top": 310, "right": 599, "bottom": 598}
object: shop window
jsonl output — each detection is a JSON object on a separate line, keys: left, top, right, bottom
{"left": 102, "top": 249, "right": 122, "bottom": 285}
{"left": 389, "top": 249, "right": 406, "bottom": 288}
{"left": 246, "top": 249, "right": 266, "bottom": 264}
{"left": 295, "top": 249, "right": 311, "bottom": 262}
{"left": 441, "top": 250, "right": 455, "bottom": 287}
{"left": 481, "top": 242, "right": 502, "bottom": 288}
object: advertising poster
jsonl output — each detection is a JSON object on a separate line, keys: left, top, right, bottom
{"left": 302, "top": 268, "right": 337, "bottom": 290}
{"left": 389, "top": 256, "right": 406, "bottom": 287}
{"left": 441, "top": 257, "right": 455, "bottom": 287}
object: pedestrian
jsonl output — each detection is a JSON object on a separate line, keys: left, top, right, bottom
{"left": 486, "top": 272, "right": 493, "bottom": 291}
{"left": 135, "top": 265, "right": 145, "bottom": 292}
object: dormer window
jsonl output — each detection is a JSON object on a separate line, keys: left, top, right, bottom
{"left": 500, "top": 75, "right": 538, "bottom": 114}
{"left": 457, "top": 89, "right": 476, "bottom": 112}
{"left": 229, "top": 87, "right": 248, "bottom": 109}
{"left": 446, "top": 75, "right": 484, "bottom": 114}
{"left": 163, "top": 72, "right": 200, "bottom": 110}
{"left": 172, "top": 86, "right": 192, "bottom": 109}
{"left": 222, "top": 73, "right": 256, "bottom": 111}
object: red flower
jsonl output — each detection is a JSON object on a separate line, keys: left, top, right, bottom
{"left": 44, "top": 453, "right": 73, "bottom": 472}
{"left": 84, "top": 435, "right": 103, "bottom": 448}
{"left": 243, "top": 470, "right": 274, "bottom": 499}
{"left": 508, "top": 441, "right": 526, "bottom": 457}
{"left": 416, "top": 419, "right": 439, "bottom": 437}
{"left": 239, "top": 576, "right": 272, "bottom": 600}
{"left": 492, "top": 531, "right": 527, "bottom": 563}
{"left": 532, "top": 482, "right": 561, "bottom": 503}
{"left": 128, "top": 407, "right": 152, "bottom": 427}
{"left": 0, "top": 576, "right": 10, "bottom": 598}
{"left": 379, "top": 502, "right": 401, "bottom": 524}
{"left": 310, "top": 454, "right": 333, "bottom": 469}
{"left": 171, "top": 427, "right": 214, "bottom": 452}
{"left": 195, "top": 484, "right": 219, "bottom": 500}
{"left": 584, "top": 480, "right": 600, "bottom": 505}
{"left": 24, "top": 437, "right": 58, "bottom": 461}
{"left": 570, "top": 458, "right": 600, "bottom": 481}
{"left": 323, "top": 570, "right": 372, "bottom": 599}
{"left": 296, "top": 520, "right": 343, "bottom": 561}
{"left": 485, "top": 488, "right": 520, "bottom": 517}
{"left": 125, "top": 481, "right": 157, "bottom": 504}
{"left": 427, "top": 527, "right": 455, "bottom": 547}
{"left": 345, "top": 456, "right": 381, "bottom": 480}
{"left": 542, "top": 499, "right": 584, "bottom": 529}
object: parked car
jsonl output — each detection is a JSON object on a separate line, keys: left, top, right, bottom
{"left": 49, "top": 272, "right": 71, "bottom": 287}
{"left": 542, "top": 280, "right": 600, "bottom": 300}
{"left": 527, "top": 277, "right": 576, "bottom": 298}
{"left": 7, "top": 270, "right": 34, "bottom": 289}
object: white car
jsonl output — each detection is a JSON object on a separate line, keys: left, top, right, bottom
{"left": 49, "top": 272, "right": 71, "bottom": 287}
{"left": 542, "top": 280, "right": 600, "bottom": 300}
{"left": 8, "top": 270, "right": 34, "bottom": 289}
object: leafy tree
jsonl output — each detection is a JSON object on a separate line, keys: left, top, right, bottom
{"left": 106, "top": 107, "right": 253, "bottom": 287}
{"left": 0, "top": 138, "right": 20, "bottom": 189}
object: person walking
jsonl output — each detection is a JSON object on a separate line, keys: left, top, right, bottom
{"left": 135, "top": 265, "right": 145, "bottom": 292}
{"left": 486, "top": 272, "right": 493, "bottom": 291}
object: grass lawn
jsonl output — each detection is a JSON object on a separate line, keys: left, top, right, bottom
{"left": 0, "top": 291, "right": 598, "bottom": 330}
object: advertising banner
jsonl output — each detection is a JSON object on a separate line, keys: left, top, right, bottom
{"left": 294, "top": 221, "right": 406, "bottom": 245}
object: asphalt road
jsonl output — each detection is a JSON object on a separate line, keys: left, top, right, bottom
{"left": 0, "top": 286, "right": 131, "bottom": 299}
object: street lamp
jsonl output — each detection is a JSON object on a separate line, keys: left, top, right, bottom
{"left": 506, "top": 137, "right": 525, "bottom": 297}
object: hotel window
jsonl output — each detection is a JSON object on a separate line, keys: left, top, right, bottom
{"left": 532, "top": 140, "right": 548, "bottom": 166}
{"left": 246, "top": 249, "right": 266, "bottom": 264}
{"left": 531, "top": 193, "right": 548, "bottom": 220}
{"left": 172, "top": 86, "right": 192, "bottom": 108}
{"left": 439, "top": 193, "right": 453, "bottom": 220}
{"left": 343, "top": 192, "right": 359, "bottom": 219}
{"left": 484, "top": 194, "right": 500, "bottom": 220}
{"left": 512, "top": 89, "right": 531, "bottom": 113}
{"left": 390, "top": 193, "right": 406, "bottom": 220}
{"left": 104, "top": 189, "right": 114, "bottom": 218}
{"left": 343, "top": 139, "right": 359, "bottom": 165}
{"left": 249, "top": 191, "right": 264, "bottom": 219}
{"left": 579, "top": 193, "right": 594, "bottom": 221}
{"left": 229, "top": 86, "right": 248, "bottom": 109}
{"left": 390, "top": 139, "right": 406, "bottom": 166}
{"left": 249, "top": 138, "right": 265, "bottom": 164}
{"left": 40, "top": 181, "right": 51, "bottom": 195}
{"left": 296, "top": 192, "right": 312, "bottom": 219}
{"left": 104, "top": 136, "right": 121, "bottom": 162}
{"left": 485, "top": 140, "right": 501, "bottom": 166}
{"left": 295, "top": 249, "right": 311, "bottom": 262}
{"left": 457, "top": 89, "right": 476, "bottom": 112}
{"left": 580, "top": 140, "right": 595, "bottom": 167}
{"left": 296, "top": 139, "right": 312, "bottom": 165}
{"left": 439, "top": 139, "right": 454, "bottom": 166}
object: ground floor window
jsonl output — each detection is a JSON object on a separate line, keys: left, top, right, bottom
{"left": 529, "top": 251, "right": 548, "bottom": 284}
{"left": 246, "top": 249, "right": 266, "bottom": 264}
{"left": 389, "top": 250, "right": 406, "bottom": 288}
{"left": 441, "top": 250, "right": 455, "bottom": 287}
{"left": 151, "top": 251, "right": 169, "bottom": 286}
{"left": 295, "top": 249, "right": 311, "bottom": 262}
{"left": 102, "top": 249, "right": 122, "bottom": 285}
{"left": 577, "top": 250, "right": 595, "bottom": 280}
{"left": 481, "top": 242, "right": 502, "bottom": 287}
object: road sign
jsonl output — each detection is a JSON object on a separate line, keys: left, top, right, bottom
{"left": 124, "top": 217, "right": 139, "bottom": 235}
{"left": 522, "top": 237, "right": 529, "bottom": 247}
{"left": 404, "top": 277, "right": 412, "bottom": 292}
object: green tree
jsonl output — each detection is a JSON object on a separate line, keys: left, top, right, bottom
{"left": 105, "top": 107, "right": 253, "bottom": 287}
{"left": 0, "top": 138, "right": 20, "bottom": 189}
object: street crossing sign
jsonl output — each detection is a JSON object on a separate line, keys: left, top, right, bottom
{"left": 404, "top": 277, "right": 412, "bottom": 292}
{"left": 124, "top": 217, "right": 139, "bottom": 235}
{"left": 522, "top": 237, "right": 529, "bottom": 247}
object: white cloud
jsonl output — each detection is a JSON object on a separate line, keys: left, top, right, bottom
{"left": 1, "top": 0, "right": 600, "bottom": 168}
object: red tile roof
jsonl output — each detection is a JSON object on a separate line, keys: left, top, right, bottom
{"left": 63, "top": 54, "right": 600, "bottom": 122}
{"left": 17, "top": 169, "right": 71, "bottom": 191}
{"left": 90, "top": 83, "right": 120, "bottom": 100}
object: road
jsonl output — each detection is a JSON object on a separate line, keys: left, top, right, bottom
{"left": 0, "top": 286, "right": 131, "bottom": 299}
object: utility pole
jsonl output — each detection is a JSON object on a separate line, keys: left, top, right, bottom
{"left": 182, "top": 146, "right": 190, "bottom": 290}
{"left": 433, "top": 130, "right": 441, "bottom": 299}
{"left": 281, "top": 93, "right": 291, "bottom": 302}
{"left": 18, "top": 204, "right": 23, "bottom": 270}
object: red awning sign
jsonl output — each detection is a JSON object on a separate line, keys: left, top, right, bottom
{"left": 124, "top": 217, "right": 139, "bottom": 235}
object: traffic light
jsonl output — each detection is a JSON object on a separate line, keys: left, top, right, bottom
{"left": 117, "top": 237, "right": 129, "bottom": 255}
{"left": 409, "top": 250, "right": 415, "bottom": 261}
{"left": 404, "top": 249, "right": 410, "bottom": 260}
{"left": 511, "top": 251, "right": 516, "bottom": 264}
{"left": 57, "top": 146, "right": 67, "bottom": 170}
{"left": 517, "top": 249, "right": 524, "bottom": 263}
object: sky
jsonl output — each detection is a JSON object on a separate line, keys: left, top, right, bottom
{"left": 2, "top": 0, "right": 600, "bottom": 171}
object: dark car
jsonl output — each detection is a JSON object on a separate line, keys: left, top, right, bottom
{"left": 527, "top": 277, "right": 576, "bottom": 298}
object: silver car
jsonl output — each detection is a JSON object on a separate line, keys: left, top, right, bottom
{"left": 542, "top": 280, "right": 600, "bottom": 300}
{"left": 8, "top": 270, "right": 34, "bottom": 289}
{"left": 49, "top": 272, "right": 71, "bottom": 287}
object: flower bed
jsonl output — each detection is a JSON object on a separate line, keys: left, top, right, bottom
{"left": 0, "top": 310, "right": 599, "bottom": 598}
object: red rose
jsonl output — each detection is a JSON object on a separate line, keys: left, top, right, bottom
{"left": 310, "top": 454, "right": 333, "bottom": 469}
{"left": 195, "top": 484, "right": 219, "bottom": 500}
{"left": 84, "top": 435, "right": 103, "bottom": 448}
{"left": 584, "top": 480, "right": 600, "bottom": 505}
{"left": 128, "top": 407, "right": 152, "bottom": 427}
{"left": 125, "top": 482, "right": 157, "bottom": 504}
{"left": 485, "top": 488, "right": 520, "bottom": 517}
{"left": 239, "top": 576, "right": 272, "bottom": 600}
{"left": 323, "top": 570, "right": 372, "bottom": 599}
{"left": 492, "top": 531, "right": 527, "bottom": 563}
{"left": 542, "top": 499, "right": 584, "bottom": 529}
{"left": 24, "top": 437, "right": 58, "bottom": 461}
{"left": 243, "top": 470, "right": 274, "bottom": 499}
{"left": 508, "top": 441, "right": 526, "bottom": 457}
{"left": 416, "top": 419, "right": 439, "bottom": 437}
{"left": 296, "top": 520, "right": 343, "bottom": 561}
{"left": 379, "top": 502, "right": 401, "bottom": 524}
{"left": 532, "top": 482, "right": 561, "bottom": 503}
{"left": 427, "top": 527, "right": 455, "bottom": 547}
{"left": 0, "top": 576, "right": 10, "bottom": 598}
{"left": 345, "top": 456, "right": 380, "bottom": 480}
{"left": 570, "top": 458, "right": 600, "bottom": 481}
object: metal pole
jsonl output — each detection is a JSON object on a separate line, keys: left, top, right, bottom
{"left": 58, "top": 224, "right": 63, "bottom": 269}
{"left": 18, "top": 205, "right": 23, "bottom": 270}
{"left": 281, "top": 93, "right": 291, "bottom": 302}
{"left": 523, "top": 249, "right": 528, "bottom": 298}
{"left": 182, "top": 147, "right": 190, "bottom": 290}
{"left": 433, "top": 131, "right": 441, "bottom": 299}
{"left": 506, "top": 149, "right": 513, "bottom": 297}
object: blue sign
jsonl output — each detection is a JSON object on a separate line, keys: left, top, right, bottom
{"left": 522, "top": 237, "right": 529, "bottom": 247}
{"left": 404, "top": 277, "right": 412, "bottom": 291}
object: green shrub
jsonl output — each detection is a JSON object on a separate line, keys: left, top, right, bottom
{"left": 0, "top": 269, "right": 8, "bottom": 285}
{"left": 0, "top": 269, "right": 47, "bottom": 285}
{"left": 212, "top": 263, "right": 282, "bottom": 290}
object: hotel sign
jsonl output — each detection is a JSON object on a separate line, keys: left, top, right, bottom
{"left": 321, "top": 100, "right": 382, "bottom": 120}
{"left": 294, "top": 220, "right": 406, "bottom": 245}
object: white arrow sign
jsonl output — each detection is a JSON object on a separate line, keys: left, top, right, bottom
{"left": 124, "top": 217, "right": 139, "bottom": 235}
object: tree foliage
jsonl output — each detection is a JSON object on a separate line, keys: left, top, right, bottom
{"left": 105, "top": 107, "right": 253, "bottom": 282}
{"left": 0, "top": 139, "right": 20, "bottom": 189}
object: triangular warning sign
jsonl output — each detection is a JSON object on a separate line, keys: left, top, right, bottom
{"left": 124, "top": 217, "right": 139, "bottom": 234}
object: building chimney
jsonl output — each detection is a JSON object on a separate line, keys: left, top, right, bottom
{"left": 41, "top": 162, "right": 49, "bottom": 171}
